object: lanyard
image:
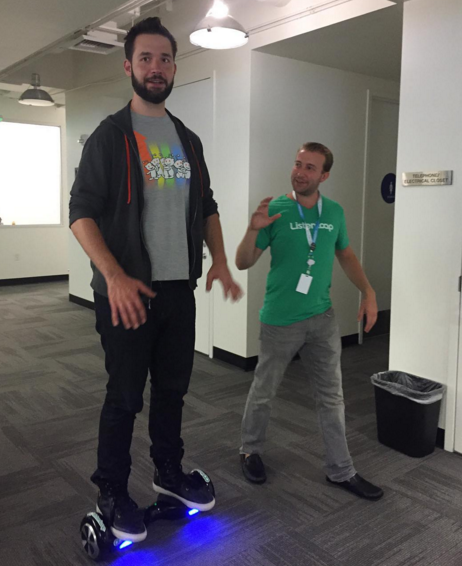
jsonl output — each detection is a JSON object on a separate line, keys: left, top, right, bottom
{"left": 292, "top": 191, "right": 322, "bottom": 250}
{"left": 293, "top": 191, "right": 322, "bottom": 276}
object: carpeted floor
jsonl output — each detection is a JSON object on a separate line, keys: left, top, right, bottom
{"left": 1, "top": 281, "right": 462, "bottom": 566}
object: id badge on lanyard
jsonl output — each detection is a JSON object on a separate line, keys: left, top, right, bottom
{"left": 294, "top": 191, "right": 322, "bottom": 295}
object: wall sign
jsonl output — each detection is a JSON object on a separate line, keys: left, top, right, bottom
{"left": 402, "top": 170, "right": 453, "bottom": 186}
{"left": 381, "top": 173, "right": 396, "bottom": 204}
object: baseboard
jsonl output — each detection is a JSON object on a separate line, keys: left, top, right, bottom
{"left": 213, "top": 347, "right": 258, "bottom": 372}
{"left": 69, "top": 294, "right": 95, "bottom": 310}
{"left": 339, "top": 311, "right": 390, "bottom": 345}
{"left": 0, "top": 274, "right": 68, "bottom": 286}
{"left": 436, "top": 427, "right": 445, "bottom": 449}
{"left": 63, "top": 305, "right": 386, "bottom": 370}
{"left": 365, "top": 309, "right": 391, "bottom": 339}
{"left": 214, "top": 335, "right": 361, "bottom": 371}
{"left": 342, "top": 334, "right": 359, "bottom": 348}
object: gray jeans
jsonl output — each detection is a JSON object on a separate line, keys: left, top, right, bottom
{"left": 240, "top": 308, "right": 356, "bottom": 482}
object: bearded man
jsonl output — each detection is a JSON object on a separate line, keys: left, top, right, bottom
{"left": 236, "top": 143, "right": 383, "bottom": 502}
{"left": 70, "top": 17, "right": 242, "bottom": 541}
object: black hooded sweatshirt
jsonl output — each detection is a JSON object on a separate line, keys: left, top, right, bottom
{"left": 69, "top": 102, "right": 218, "bottom": 297}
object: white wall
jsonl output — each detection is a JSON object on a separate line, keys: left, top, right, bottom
{"left": 205, "top": 0, "right": 397, "bottom": 358}
{"left": 247, "top": 51, "right": 399, "bottom": 355}
{"left": 66, "top": 0, "right": 397, "bottom": 358}
{"left": 66, "top": 87, "right": 129, "bottom": 301}
{"left": 0, "top": 97, "right": 68, "bottom": 280}
{"left": 65, "top": 49, "right": 252, "bottom": 355}
{"left": 390, "top": 0, "right": 462, "bottom": 443}
{"left": 229, "top": 0, "right": 395, "bottom": 52}
{"left": 175, "top": 49, "right": 253, "bottom": 358}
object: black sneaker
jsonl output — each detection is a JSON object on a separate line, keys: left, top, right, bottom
{"left": 240, "top": 454, "right": 266, "bottom": 484}
{"left": 326, "top": 473, "right": 384, "bottom": 501}
{"left": 97, "top": 484, "right": 147, "bottom": 542}
{"left": 153, "top": 459, "right": 215, "bottom": 512}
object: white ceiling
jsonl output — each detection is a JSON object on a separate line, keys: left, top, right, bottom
{"left": 0, "top": 0, "right": 403, "bottom": 100}
{"left": 257, "top": 4, "right": 403, "bottom": 82}
{"left": 0, "top": 0, "right": 144, "bottom": 74}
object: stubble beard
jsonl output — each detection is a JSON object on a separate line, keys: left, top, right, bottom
{"left": 292, "top": 180, "right": 321, "bottom": 198}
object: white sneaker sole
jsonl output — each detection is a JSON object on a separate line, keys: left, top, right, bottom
{"left": 152, "top": 482, "right": 216, "bottom": 512}
{"left": 96, "top": 505, "right": 147, "bottom": 542}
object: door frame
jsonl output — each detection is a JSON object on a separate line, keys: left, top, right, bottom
{"left": 170, "top": 76, "right": 215, "bottom": 358}
{"left": 450, "top": 273, "right": 462, "bottom": 453}
{"left": 358, "top": 90, "right": 399, "bottom": 344}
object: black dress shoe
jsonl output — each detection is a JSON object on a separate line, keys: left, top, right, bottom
{"left": 240, "top": 454, "right": 267, "bottom": 484}
{"left": 326, "top": 473, "right": 384, "bottom": 501}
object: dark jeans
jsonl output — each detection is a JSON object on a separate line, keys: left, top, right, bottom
{"left": 91, "top": 280, "right": 195, "bottom": 488}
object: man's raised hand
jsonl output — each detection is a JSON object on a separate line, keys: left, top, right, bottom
{"left": 250, "top": 197, "right": 282, "bottom": 231}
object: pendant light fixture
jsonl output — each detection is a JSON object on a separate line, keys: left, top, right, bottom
{"left": 18, "top": 74, "right": 55, "bottom": 107}
{"left": 190, "top": 1, "right": 248, "bottom": 50}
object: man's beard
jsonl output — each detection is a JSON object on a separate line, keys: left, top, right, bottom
{"left": 131, "top": 73, "right": 174, "bottom": 104}
{"left": 292, "top": 179, "right": 321, "bottom": 197}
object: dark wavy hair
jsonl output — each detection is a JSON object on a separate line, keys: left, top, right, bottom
{"left": 124, "top": 17, "right": 178, "bottom": 61}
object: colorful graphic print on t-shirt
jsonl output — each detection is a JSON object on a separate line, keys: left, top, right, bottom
{"left": 134, "top": 131, "right": 191, "bottom": 189}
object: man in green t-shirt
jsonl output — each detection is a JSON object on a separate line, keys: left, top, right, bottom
{"left": 235, "top": 142, "right": 383, "bottom": 501}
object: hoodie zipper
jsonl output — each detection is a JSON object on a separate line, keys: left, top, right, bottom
{"left": 126, "top": 134, "right": 152, "bottom": 294}
{"left": 188, "top": 139, "right": 203, "bottom": 289}
{"left": 163, "top": 108, "right": 202, "bottom": 289}
{"left": 116, "top": 107, "right": 202, "bottom": 292}
{"left": 190, "top": 197, "right": 198, "bottom": 289}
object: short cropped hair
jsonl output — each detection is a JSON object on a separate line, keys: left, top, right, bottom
{"left": 124, "top": 17, "right": 178, "bottom": 61}
{"left": 298, "top": 142, "right": 334, "bottom": 173}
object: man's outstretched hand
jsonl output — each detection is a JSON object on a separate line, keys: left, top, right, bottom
{"left": 206, "top": 262, "right": 243, "bottom": 301}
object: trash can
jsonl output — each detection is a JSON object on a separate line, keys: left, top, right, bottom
{"left": 371, "top": 371, "right": 445, "bottom": 458}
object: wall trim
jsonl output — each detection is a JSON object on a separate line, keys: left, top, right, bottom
{"left": 342, "top": 334, "right": 359, "bottom": 348}
{"left": 213, "top": 347, "right": 258, "bottom": 372}
{"left": 0, "top": 274, "right": 68, "bottom": 286}
{"left": 436, "top": 428, "right": 445, "bottom": 450}
{"left": 69, "top": 294, "right": 95, "bottom": 310}
{"left": 214, "top": 336, "right": 366, "bottom": 371}
{"left": 365, "top": 309, "right": 391, "bottom": 339}
{"left": 65, "top": 305, "right": 387, "bottom": 373}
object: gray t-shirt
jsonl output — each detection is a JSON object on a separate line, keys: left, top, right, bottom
{"left": 131, "top": 111, "right": 190, "bottom": 281}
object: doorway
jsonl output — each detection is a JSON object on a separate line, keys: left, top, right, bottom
{"left": 249, "top": 3, "right": 403, "bottom": 348}
{"left": 167, "top": 78, "right": 214, "bottom": 356}
{"left": 360, "top": 94, "right": 399, "bottom": 342}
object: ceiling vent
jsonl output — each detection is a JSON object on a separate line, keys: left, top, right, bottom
{"left": 68, "top": 28, "right": 125, "bottom": 55}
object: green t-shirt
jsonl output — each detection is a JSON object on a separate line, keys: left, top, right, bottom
{"left": 256, "top": 194, "right": 349, "bottom": 326}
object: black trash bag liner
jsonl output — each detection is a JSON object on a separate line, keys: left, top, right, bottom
{"left": 371, "top": 371, "right": 445, "bottom": 405}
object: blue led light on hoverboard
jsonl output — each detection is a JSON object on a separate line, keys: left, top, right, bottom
{"left": 119, "top": 540, "right": 134, "bottom": 549}
{"left": 188, "top": 509, "right": 199, "bottom": 516}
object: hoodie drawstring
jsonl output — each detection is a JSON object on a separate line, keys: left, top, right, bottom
{"left": 124, "top": 135, "right": 131, "bottom": 204}
{"left": 189, "top": 141, "right": 204, "bottom": 198}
